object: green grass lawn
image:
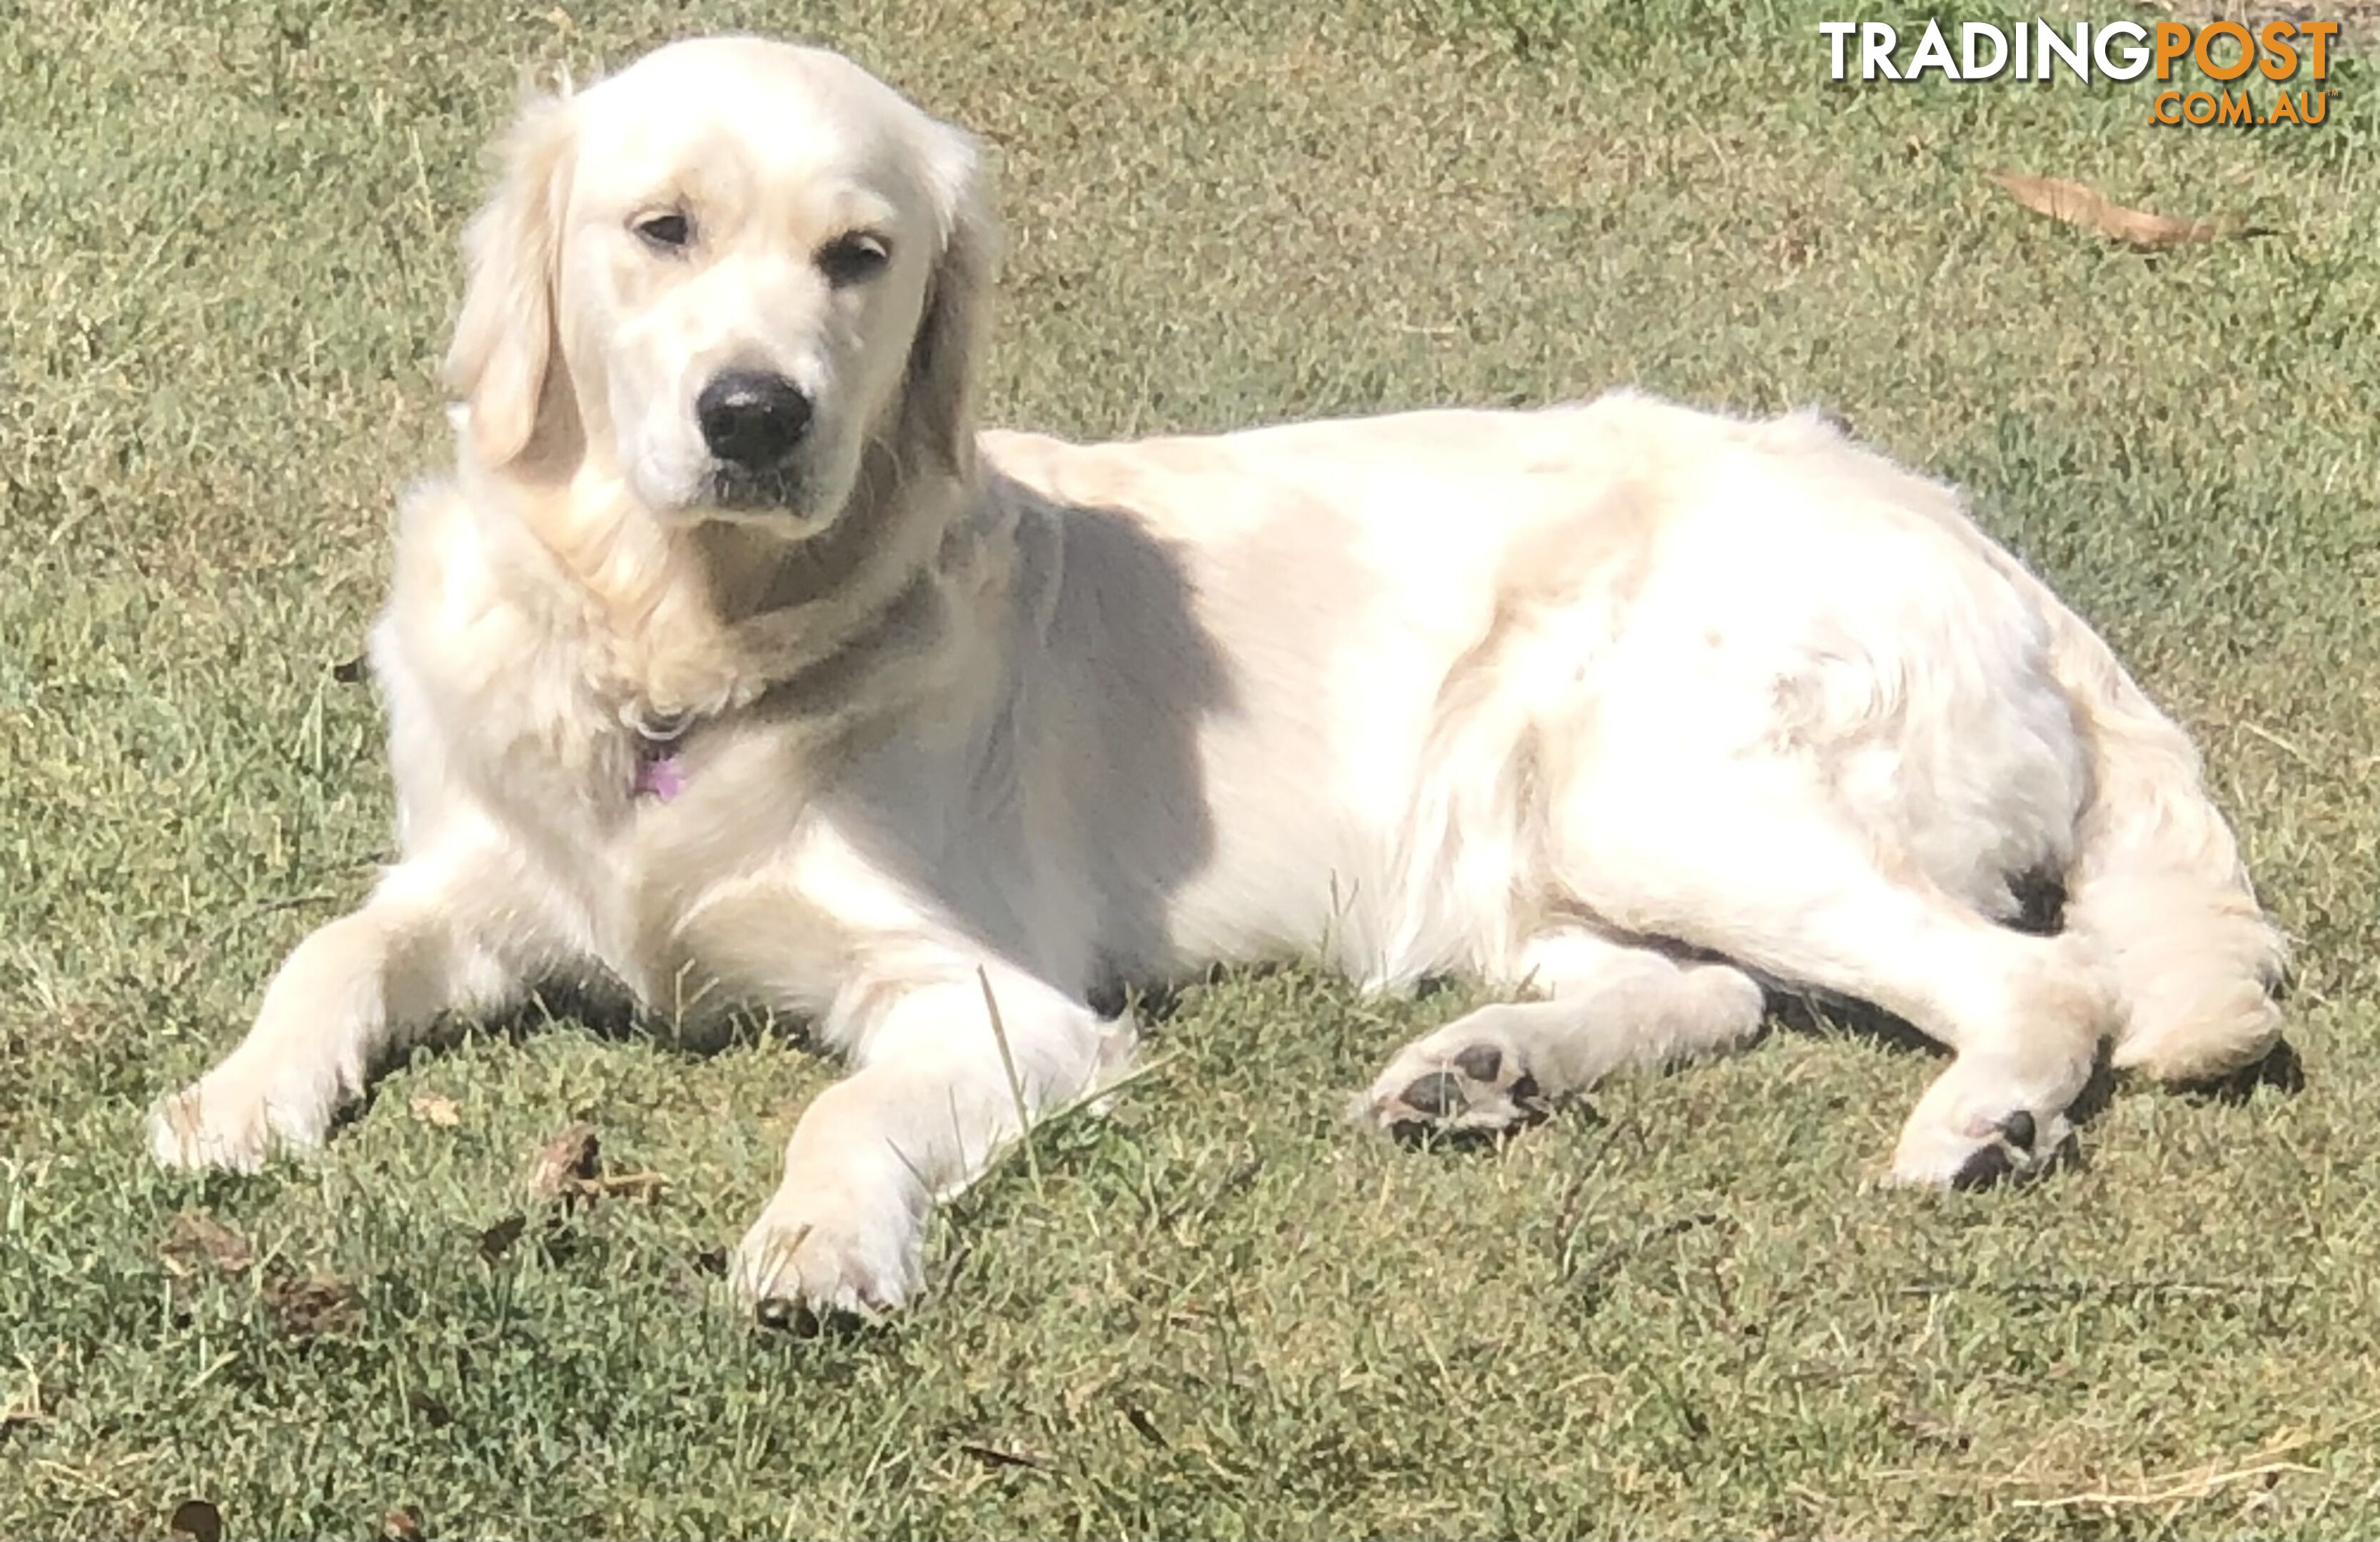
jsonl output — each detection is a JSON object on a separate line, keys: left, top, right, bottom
{"left": 4, "top": 0, "right": 2378, "bottom": 1535}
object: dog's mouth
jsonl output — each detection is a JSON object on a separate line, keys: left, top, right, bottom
{"left": 701, "top": 460, "right": 807, "bottom": 516}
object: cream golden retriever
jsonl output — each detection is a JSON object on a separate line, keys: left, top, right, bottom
{"left": 148, "top": 36, "right": 2285, "bottom": 1322}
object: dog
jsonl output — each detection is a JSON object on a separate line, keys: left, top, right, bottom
{"left": 148, "top": 36, "right": 2286, "bottom": 1321}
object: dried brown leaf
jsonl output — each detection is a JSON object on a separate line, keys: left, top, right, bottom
{"left": 161, "top": 1212, "right": 254, "bottom": 1277}
{"left": 477, "top": 1214, "right": 528, "bottom": 1260}
{"left": 264, "top": 1271, "right": 363, "bottom": 1339}
{"left": 528, "top": 1121, "right": 602, "bottom": 1199}
{"left": 521, "top": 1121, "right": 666, "bottom": 1207}
{"left": 381, "top": 1505, "right": 426, "bottom": 1540}
{"left": 408, "top": 1093, "right": 461, "bottom": 1127}
{"left": 169, "top": 1499, "right": 224, "bottom": 1542}
{"left": 1988, "top": 171, "right": 2248, "bottom": 250}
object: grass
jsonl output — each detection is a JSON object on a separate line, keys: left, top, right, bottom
{"left": 3, "top": 0, "right": 2378, "bottom": 1534}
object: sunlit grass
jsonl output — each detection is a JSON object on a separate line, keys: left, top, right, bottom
{"left": 2, "top": 0, "right": 2375, "bottom": 1534}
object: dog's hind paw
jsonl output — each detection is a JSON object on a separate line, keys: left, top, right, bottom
{"left": 1358, "top": 1034, "right": 1552, "bottom": 1141}
{"left": 1890, "top": 1089, "right": 2075, "bottom": 1189}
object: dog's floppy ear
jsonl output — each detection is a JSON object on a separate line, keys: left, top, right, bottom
{"left": 444, "top": 91, "right": 577, "bottom": 468}
{"left": 899, "top": 122, "right": 1000, "bottom": 480}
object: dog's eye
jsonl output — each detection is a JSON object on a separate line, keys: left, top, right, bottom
{"left": 817, "top": 231, "right": 891, "bottom": 286}
{"left": 634, "top": 211, "right": 693, "bottom": 253}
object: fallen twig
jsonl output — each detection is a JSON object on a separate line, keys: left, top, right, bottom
{"left": 2016, "top": 1458, "right": 2315, "bottom": 1510}
{"left": 1897, "top": 1276, "right": 2296, "bottom": 1299}
{"left": 1987, "top": 169, "right": 2254, "bottom": 250}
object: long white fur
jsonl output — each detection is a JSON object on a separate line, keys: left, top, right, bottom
{"left": 148, "top": 37, "right": 2284, "bottom": 1316}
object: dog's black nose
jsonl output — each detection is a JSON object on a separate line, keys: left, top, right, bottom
{"left": 696, "top": 370, "right": 812, "bottom": 468}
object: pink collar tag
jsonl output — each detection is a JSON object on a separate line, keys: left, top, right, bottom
{"left": 629, "top": 708, "right": 694, "bottom": 802}
{"left": 632, "top": 751, "right": 686, "bottom": 801}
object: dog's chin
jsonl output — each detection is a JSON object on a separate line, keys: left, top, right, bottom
{"left": 704, "top": 461, "right": 809, "bottom": 521}
{"left": 647, "top": 462, "right": 838, "bottom": 538}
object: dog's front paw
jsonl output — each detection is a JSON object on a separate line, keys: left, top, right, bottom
{"left": 730, "top": 1186, "right": 924, "bottom": 1329}
{"left": 146, "top": 1073, "right": 333, "bottom": 1174}
{"left": 1359, "top": 1032, "right": 1551, "bottom": 1139}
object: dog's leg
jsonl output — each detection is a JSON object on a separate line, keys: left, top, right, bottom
{"left": 1362, "top": 928, "right": 1767, "bottom": 1137}
{"left": 147, "top": 852, "right": 524, "bottom": 1171}
{"left": 732, "top": 960, "right": 1128, "bottom": 1321}
{"left": 1567, "top": 802, "right": 2118, "bottom": 1187}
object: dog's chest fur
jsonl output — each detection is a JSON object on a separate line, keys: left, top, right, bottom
{"left": 372, "top": 476, "right": 868, "bottom": 1016}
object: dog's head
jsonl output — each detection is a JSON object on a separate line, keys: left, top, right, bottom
{"left": 445, "top": 38, "right": 994, "bottom": 535}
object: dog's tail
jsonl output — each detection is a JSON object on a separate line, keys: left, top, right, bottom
{"left": 1995, "top": 550, "right": 2285, "bottom": 1081}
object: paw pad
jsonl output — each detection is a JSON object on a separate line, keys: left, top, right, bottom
{"left": 1453, "top": 1044, "right": 1503, "bottom": 1081}
{"left": 1398, "top": 1072, "right": 1464, "bottom": 1119}
{"left": 1950, "top": 1109, "right": 2059, "bottom": 1190}
{"left": 1373, "top": 1039, "right": 1551, "bottom": 1139}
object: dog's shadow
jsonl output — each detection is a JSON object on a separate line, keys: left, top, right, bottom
{"left": 1766, "top": 985, "right": 2302, "bottom": 1166}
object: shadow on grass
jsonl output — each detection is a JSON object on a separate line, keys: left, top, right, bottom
{"left": 1765, "top": 973, "right": 2303, "bottom": 1143}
